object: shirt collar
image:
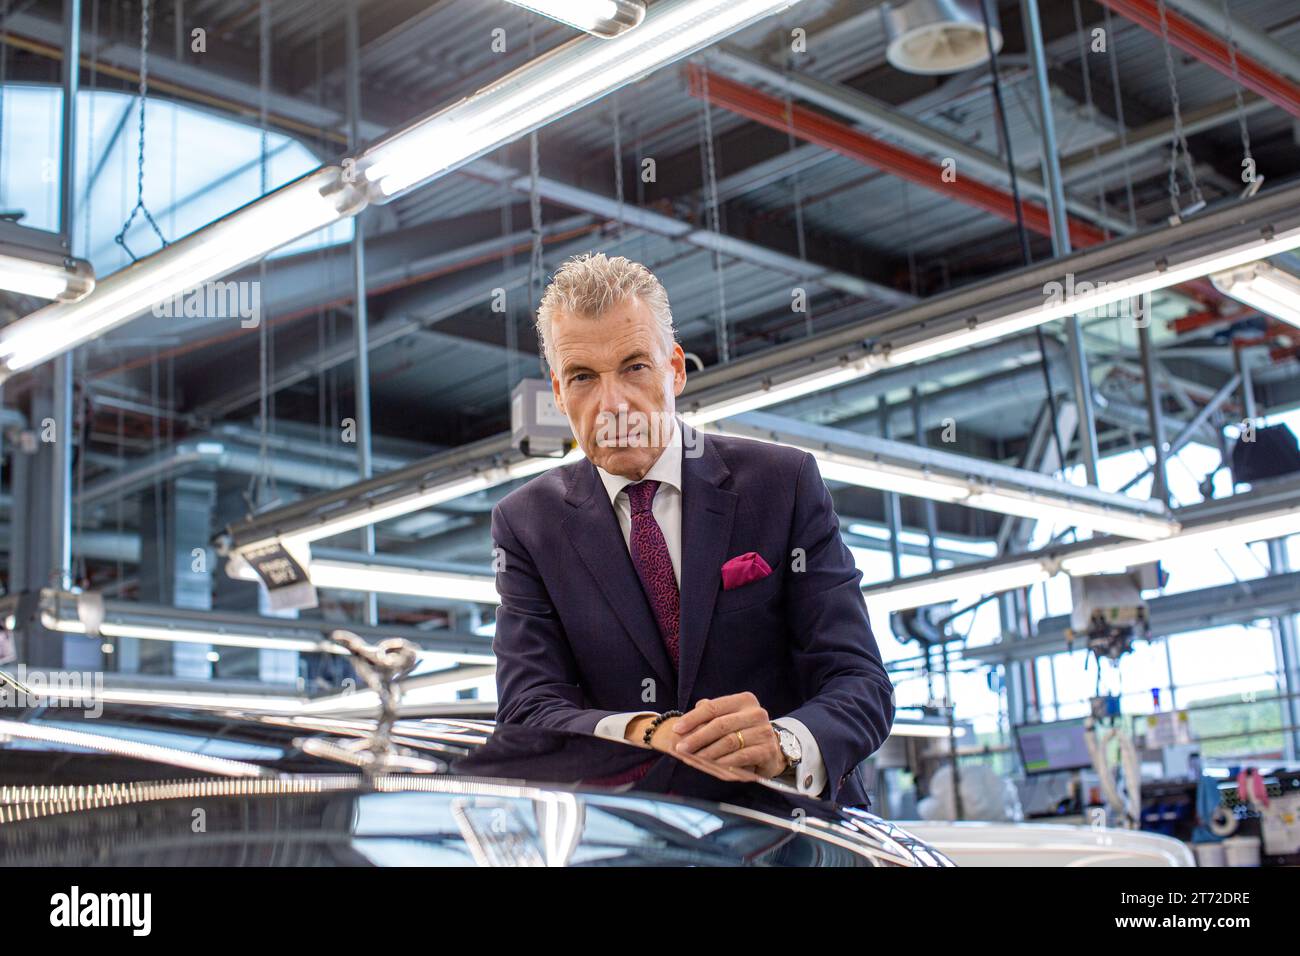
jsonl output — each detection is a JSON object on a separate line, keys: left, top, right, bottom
{"left": 595, "top": 416, "right": 682, "bottom": 507}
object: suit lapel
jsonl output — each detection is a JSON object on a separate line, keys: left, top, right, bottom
{"left": 562, "top": 457, "right": 676, "bottom": 693}
{"left": 676, "top": 422, "right": 736, "bottom": 708}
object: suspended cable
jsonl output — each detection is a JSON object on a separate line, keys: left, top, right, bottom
{"left": 782, "top": 60, "right": 812, "bottom": 338}
{"left": 698, "top": 70, "right": 729, "bottom": 364}
{"left": 1100, "top": 5, "right": 1139, "bottom": 230}
{"left": 1219, "top": 0, "right": 1260, "bottom": 197}
{"left": 1070, "top": 0, "right": 1110, "bottom": 240}
{"left": 978, "top": 0, "right": 1067, "bottom": 473}
{"left": 612, "top": 90, "right": 626, "bottom": 241}
{"left": 252, "top": 0, "right": 275, "bottom": 507}
{"left": 113, "top": 0, "right": 167, "bottom": 260}
{"left": 1156, "top": 0, "right": 1205, "bottom": 222}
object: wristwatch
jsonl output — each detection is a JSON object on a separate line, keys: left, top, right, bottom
{"left": 772, "top": 723, "right": 802, "bottom": 772}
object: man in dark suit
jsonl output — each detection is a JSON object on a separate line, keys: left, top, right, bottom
{"left": 491, "top": 253, "right": 894, "bottom": 805}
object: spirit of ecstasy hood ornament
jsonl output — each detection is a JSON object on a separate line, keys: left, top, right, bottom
{"left": 294, "top": 630, "right": 439, "bottom": 780}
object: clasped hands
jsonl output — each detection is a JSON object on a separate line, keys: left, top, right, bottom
{"left": 625, "top": 691, "right": 786, "bottom": 779}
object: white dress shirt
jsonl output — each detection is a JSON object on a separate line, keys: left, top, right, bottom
{"left": 589, "top": 417, "right": 828, "bottom": 797}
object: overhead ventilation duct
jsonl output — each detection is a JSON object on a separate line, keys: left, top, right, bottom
{"left": 882, "top": 0, "right": 1002, "bottom": 75}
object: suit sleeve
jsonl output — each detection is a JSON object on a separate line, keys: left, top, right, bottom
{"left": 781, "top": 452, "right": 896, "bottom": 803}
{"left": 491, "top": 500, "right": 623, "bottom": 735}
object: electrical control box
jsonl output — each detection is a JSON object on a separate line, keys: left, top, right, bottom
{"left": 510, "top": 378, "right": 574, "bottom": 457}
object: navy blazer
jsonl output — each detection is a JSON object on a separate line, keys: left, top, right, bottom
{"left": 490, "top": 419, "right": 895, "bottom": 805}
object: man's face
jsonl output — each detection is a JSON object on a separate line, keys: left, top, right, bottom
{"left": 549, "top": 297, "right": 687, "bottom": 480}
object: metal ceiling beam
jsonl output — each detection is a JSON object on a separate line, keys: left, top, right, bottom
{"left": 1096, "top": 0, "right": 1300, "bottom": 119}
{"left": 1164, "top": 0, "right": 1300, "bottom": 85}
{"left": 686, "top": 64, "right": 1109, "bottom": 248}
{"left": 1058, "top": 91, "right": 1273, "bottom": 185}
{"left": 964, "top": 569, "right": 1300, "bottom": 665}
{"left": 463, "top": 158, "right": 916, "bottom": 307}
{"left": 703, "top": 46, "right": 1135, "bottom": 235}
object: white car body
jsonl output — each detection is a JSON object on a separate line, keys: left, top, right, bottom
{"left": 896, "top": 821, "right": 1195, "bottom": 867}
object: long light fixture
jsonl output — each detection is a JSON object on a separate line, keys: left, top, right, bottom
{"left": 877, "top": 225, "right": 1300, "bottom": 367}
{"left": 680, "top": 357, "right": 887, "bottom": 424}
{"left": 863, "top": 558, "right": 1052, "bottom": 615}
{"left": 0, "top": 245, "right": 95, "bottom": 301}
{"left": 504, "top": 0, "right": 647, "bottom": 37}
{"left": 0, "top": 167, "right": 366, "bottom": 378}
{"left": 307, "top": 558, "right": 501, "bottom": 605}
{"left": 356, "top": 0, "right": 806, "bottom": 201}
{"left": 703, "top": 413, "right": 1178, "bottom": 541}
{"left": 1057, "top": 505, "right": 1300, "bottom": 577}
{"left": 260, "top": 449, "right": 581, "bottom": 555}
{"left": 1211, "top": 260, "right": 1300, "bottom": 328}
{"left": 861, "top": 486, "right": 1300, "bottom": 612}
{"left": 38, "top": 590, "right": 495, "bottom": 661}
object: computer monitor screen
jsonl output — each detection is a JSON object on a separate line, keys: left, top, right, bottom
{"left": 1015, "top": 718, "right": 1092, "bottom": 775}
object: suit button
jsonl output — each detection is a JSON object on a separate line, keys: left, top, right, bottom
{"left": 803, "top": 775, "right": 813, "bottom": 789}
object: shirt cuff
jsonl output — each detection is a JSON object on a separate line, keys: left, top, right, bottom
{"left": 774, "top": 716, "right": 827, "bottom": 797}
{"left": 593, "top": 711, "right": 658, "bottom": 743}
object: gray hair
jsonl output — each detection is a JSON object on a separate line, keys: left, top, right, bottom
{"left": 535, "top": 253, "right": 675, "bottom": 371}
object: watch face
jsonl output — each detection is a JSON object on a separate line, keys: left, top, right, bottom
{"left": 778, "top": 727, "right": 802, "bottom": 764}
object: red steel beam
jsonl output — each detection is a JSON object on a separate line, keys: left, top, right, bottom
{"left": 689, "top": 65, "right": 1228, "bottom": 307}
{"left": 1096, "top": 0, "right": 1300, "bottom": 119}
{"left": 687, "top": 64, "right": 1109, "bottom": 249}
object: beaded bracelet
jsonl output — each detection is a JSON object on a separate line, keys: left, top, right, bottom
{"left": 642, "top": 710, "right": 684, "bottom": 746}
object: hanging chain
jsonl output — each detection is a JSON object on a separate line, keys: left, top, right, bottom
{"left": 1156, "top": 0, "right": 1204, "bottom": 221}
{"left": 699, "top": 70, "right": 729, "bottom": 365}
{"left": 113, "top": 0, "right": 168, "bottom": 260}
{"left": 1219, "top": 0, "right": 1258, "bottom": 195}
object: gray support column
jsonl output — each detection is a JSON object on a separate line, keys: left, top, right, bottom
{"left": 877, "top": 396, "right": 902, "bottom": 581}
{"left": 136, "top": 477, "right": 217, "bottom": 677}
{"left": 1137, "top": 317, "right": 1170, "bottom": 505}
{"left": 910, "top": 387, "right": 939, "bottom": 570}
{"left": 1267, "top": 539, "right": 1300, "bottom": 763}
{"left": 51, "top": 0, "right": 81, "bottom": 593}
{"left": 346, "top": 0, "right": 377, "bottom": 626}
{"left": 11, "top": 403, "right": 63, "bottom": 667}
{"left": 999, "top": 591, "right": 1028, "bottom": 728}
{"left": 1020, "top": 0, "right": 1100, "bottom": 485}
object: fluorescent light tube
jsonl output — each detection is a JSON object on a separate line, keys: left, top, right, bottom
{"left": 681, "top": 358, "right": 884, "bottom": 424}
{"left": 255, "top": 448, "right": 582, "bottom": 554}
{"left": 43, "top": 611, "right": 337, "bottom": 654}
{"left": 1060, "top": 505, "right": 1300, "bottom": 576}
{"left": 890, "top": 723, "right": 968, "bottom": 739}
{"left": 358, "top": 0, "right": 806, "bottom": 200}
{"left": 504, "top": 0, "right": 646, "bottom": 37}
{"left": 0, "top": 167, "right": 365, "bottom": 375}
{"left": 963, "top": 489, "right": 1177, "bottom": 541}
{"left": 700, "top": 424, "right": 1176, "bottom": 540}
{"left": 813, "top": 453, "right": 972, "bottom": 502}
{"left": 309, "top": 559, "right": 501, "bottom": 604}
{"left": 881, "top": 225, "right": 1300, "bottom": 367}
{"left": 1211, "top": 260, "right": 1300, "bottom": 328}
{"left": 862, "top": 558, "right": 1052, "bottom": 614}
{"left": 0, "top": 250, "right": 95, "bottom": 301}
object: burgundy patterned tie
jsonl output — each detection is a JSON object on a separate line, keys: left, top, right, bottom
{"left": 626, "top": 480, "right": 680, "bottom": 669}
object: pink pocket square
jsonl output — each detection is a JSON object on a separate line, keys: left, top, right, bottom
{"left": 721, "top": 552, "right": 773, "bottom": 590}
